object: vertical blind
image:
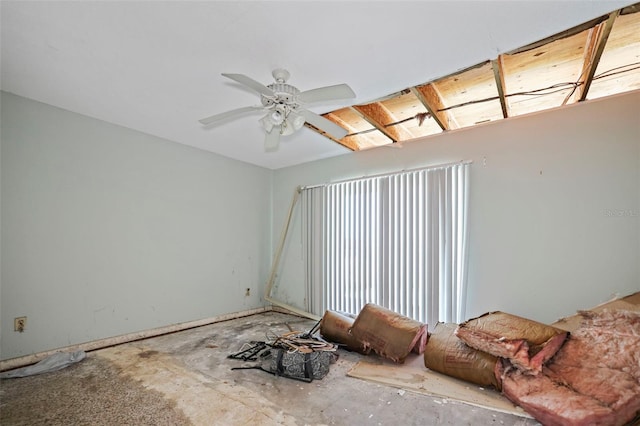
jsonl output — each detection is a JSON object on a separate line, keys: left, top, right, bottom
{"left": 302, "top": 162, "right": 470, "bottom": 325}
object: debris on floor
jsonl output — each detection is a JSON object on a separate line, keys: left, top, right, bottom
{"left": 449, "top": 293, "right": 640, "bottom": 425}
{"left": 227, "top": 341, "right": 268, "bottom": 361}
{"left": 424, "top": 322, "right": 501, "bottom": 390}
{"left": 0, "top": 350, "right": 86, "bottom": 379}
{"left": 319, "top": 310, "right": 370, "bottom": 354}
{"left": 346, "top": 354, "right": 528, "bottom": 417}
{"left": 319, "top": 303, "right": 429, "bottom": 363}
{"left": 349, "top": 303, "right": 428, "bottom": 363}
{"left": 455, "top": 311, "right": 568, "bottom": 374}
{"left": 498, "top": 309, "right": 640, "bottom": 426}
{"left": 229, "top": 322, "right": 337, "bottom": 382}
{"left": 320, "top": 292, "right": 640, "bottom": 425}
{"left": 0, "top": 311, "right": 541, "bottom": 426}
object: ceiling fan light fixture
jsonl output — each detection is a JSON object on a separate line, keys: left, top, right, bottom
{"left": 279, "top": 111, "right": 305, "bottom": 136}
{"left": 289, "top": 111, "right": 305, "bottom": 131}
{"left": 261, "top": 104, "right": 289, "bottom": 133}
{"left": 201, "top": 69, "right": 355, "bottom": 150}
{"left": 270, "top": 105, "right": 286, "bottom": 125}
{"left": 259, "top": 114, "right": 274, "bottom": 132}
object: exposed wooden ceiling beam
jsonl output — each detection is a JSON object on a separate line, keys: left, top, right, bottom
{"left": 313, "top": 4, "right": 637, "bottom": 147}
{"left": 410, "top": 84, "right": 456, "bottom": 131}
{"left": 621, "top": 3, "right": 640, "bottom": 15}
{"left": 333, "top": 134, "right": 361, "bottom": 151}
{"left": 576, "top": 10, "right": 619, "bottom": 102}
{"left": 507, "top": 14, "right": 610, "bottom": 55}
{"left": 491, "top": 58, "right": 509, "bottom": 118}
{"left": 312, "top": 113, "right": 375, "bottom": 151}
{"left": 315, "top": 129, "right": 360, "bottom": 151}
{"left": 352, "top": 103, "right": 414, "bottom": 143}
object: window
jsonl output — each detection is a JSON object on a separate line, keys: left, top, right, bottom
{"left": 301, "top": 162, "right": 470, "bottom": 325}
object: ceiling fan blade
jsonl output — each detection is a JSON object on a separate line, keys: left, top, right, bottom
{"left": 222, "top": 73, "right": 275, "bottom": 97}
{"left": 199, "top": 106, "right": 263, "bottom": 125}
{"left": 299, "top": 109, "right": 349, "bottom": 139}
{"left": 264, "top": 127, "right": 281, "bottom": 152}
{"left": 298, "top": 84, "right": 356, "bottom": 104}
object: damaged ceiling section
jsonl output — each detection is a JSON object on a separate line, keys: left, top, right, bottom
{"left": 314, "top": 3, "right": 640, "bottom": 150}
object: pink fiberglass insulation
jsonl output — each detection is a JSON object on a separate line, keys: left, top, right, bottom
{"left": 498, "top": 309, "right": 640, "bottom": 426}
{"left": 455, "top": 311, "right": 568, "bottom": 374}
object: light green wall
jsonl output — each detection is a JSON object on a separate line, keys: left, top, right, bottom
{"left": 2, "top": 90, "right": 639, "bottom": 360}
{"left": 1, "top": 92, "right": 272, "bottom": 360}
{"left": 272, "top": 91, "right": 640, "bottom": 324}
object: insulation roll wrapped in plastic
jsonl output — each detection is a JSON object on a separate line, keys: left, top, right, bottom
{"left": 424, "top": 322, "right": 501, "bottom": 390}
{"left": 350, "top": 303, "right": 427, "bottom": 363}
{"left": 319, "top": 310, "right": 370, "bottom": 354}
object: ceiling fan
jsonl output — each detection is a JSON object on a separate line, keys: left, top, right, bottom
{"left": 199, "top": 69, "right": 355, "bottom": 151}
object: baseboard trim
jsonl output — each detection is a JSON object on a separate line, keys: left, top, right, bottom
{"left": 0, "top": 306, "right": 272, "bottom": 372}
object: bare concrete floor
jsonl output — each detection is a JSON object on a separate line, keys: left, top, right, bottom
{"left": 1, "top": 311, "right": 541, "bottom": 425}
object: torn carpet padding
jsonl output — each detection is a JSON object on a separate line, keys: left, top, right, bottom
{"left": 319, "top": 310, "right": 370, "bottom": 354}
{"left": 498, "top": 309, "right": 640, "bottom": 426}
{"left": 350, "top": 303, "right": 427, "bottom": 363}
{"left": 455, "top": 311, "right": 568, "bottom": 373}
{"left": 424, "top": 322, "right": 501, "bottom": 390}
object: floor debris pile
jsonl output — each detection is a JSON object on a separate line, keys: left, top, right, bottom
{"left": 455, "top": 311, "right": 568, "bottom": 374}
{"left": 2, "top": 312, "right": 540, "bottom": 425}
{"left": 498, "top": 309, "right": 640, "bottom": 426}
{"left": 319, "top": 310, "right": 370, "bottom": 354}
{"left": 319, "top": 293, "right": 640, "bottom": 426}
{"left": 424, "top": 322, "right": 501, "bottom": 390}
{"left": 350, "top": 303, "right": 428, "bottom": 363}
{"left": 320, "top": 303, "right": 428, "bottom": 364}
{"left": 229, "top": 321, "right": 338, "bottom": 382}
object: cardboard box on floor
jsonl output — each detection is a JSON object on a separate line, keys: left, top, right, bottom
{"left": 551, "top": 291, "right": 640, "bottom": 332}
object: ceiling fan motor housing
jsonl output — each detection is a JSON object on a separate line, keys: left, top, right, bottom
{"left": 261, "top": 83, "right": 301, "bottom": 109}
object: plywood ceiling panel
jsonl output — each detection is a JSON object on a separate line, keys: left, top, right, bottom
{"left": 322, "top": 108, "right": 392, "bottom": 150}
{"left": 377, "top": 91, "right": 442, "bottom": 141}
{"left": 588, "top": 7, "right": 640, "bottom": 99}
{"left": 500, "top": 30, "right": 590, "bottom": 116}
{"left": 434, "top": 62, "right": 504, "bottom": 128}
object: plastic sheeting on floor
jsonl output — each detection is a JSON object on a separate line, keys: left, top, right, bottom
{"left": 0, "top": 351, "right": 86, "bottom": 379}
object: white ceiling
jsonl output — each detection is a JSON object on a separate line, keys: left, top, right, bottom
{"left": 1, "top": 1, "right": 634, "bottom": 170}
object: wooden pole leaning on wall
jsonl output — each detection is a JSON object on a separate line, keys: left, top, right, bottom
{"left": 264, "top": 186, "right": 321, "bottom": 321}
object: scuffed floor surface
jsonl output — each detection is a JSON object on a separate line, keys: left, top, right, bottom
{"left": 0, "top": 311, "right": 541, "bottom": 425}
{"left": 0, "top": 354, "right": 191, "bottom": 425}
